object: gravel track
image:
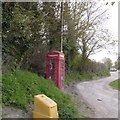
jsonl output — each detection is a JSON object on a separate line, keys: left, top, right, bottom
{"left": 76, "top": 72, "right": 119, "bottom": 118}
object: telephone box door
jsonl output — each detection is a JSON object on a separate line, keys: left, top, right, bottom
{"left": 48, "top": 58, "right": 57, "bottom": 84}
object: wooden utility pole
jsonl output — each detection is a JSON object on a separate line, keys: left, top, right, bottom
{"left": 61, "top": 2, "right": 63, "bottom": 52}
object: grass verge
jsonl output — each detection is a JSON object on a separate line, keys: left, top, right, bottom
{"left": 2, "top": 69, "right": 78, "bottom": 118}
{"left": 109, "top": 79, "right": 120, "bottom": 90}
{"left": 65, "top": 70, "right": 110, "bottom": 83}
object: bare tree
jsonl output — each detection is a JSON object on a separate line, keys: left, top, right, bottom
{"left": 71, "top": 2, "right": 113, "bottom": 71}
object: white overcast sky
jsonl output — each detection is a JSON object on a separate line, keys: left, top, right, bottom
{"left": 89, "top": 0, "right": 119, "bottom": 64}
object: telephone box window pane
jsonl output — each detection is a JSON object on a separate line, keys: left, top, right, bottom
{"left": 49, "top": 59, "right": 57, "bottom": 84}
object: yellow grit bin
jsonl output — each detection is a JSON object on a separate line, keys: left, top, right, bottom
{"left": 33, "top": 94, "right": 59, "bottom": 118}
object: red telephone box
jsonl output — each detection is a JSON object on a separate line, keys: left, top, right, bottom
{"left": 46, "top": 51, "right": 65, "bottom": 91}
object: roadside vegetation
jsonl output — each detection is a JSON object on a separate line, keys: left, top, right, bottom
{"left": 2, "top": 69, "right": 79, "bottom": 118}
{"left": 109, "top": 79, "right": 120, "bottom": 90}
{"left": 65, "top": 70, "right": 110, "bottom": 83}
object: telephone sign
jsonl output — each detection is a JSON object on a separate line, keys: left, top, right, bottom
{"left": 46, "top": 51, "right": 65, "bottom": 91}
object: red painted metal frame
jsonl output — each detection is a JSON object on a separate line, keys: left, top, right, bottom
{"left": 46, "top": 51, "right": 65, "bottom": 91}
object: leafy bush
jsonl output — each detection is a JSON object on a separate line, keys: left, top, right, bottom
{"left": 65, "top": 72, "right": 81, "bottom": 83}
{"left": 2, "top": 69, "right": 78, "bottom": 118}
{"left": 95, "top": 70, "right": 110, "bottom": 77}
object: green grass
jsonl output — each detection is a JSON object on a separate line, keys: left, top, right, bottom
{"left": 65, "top": 70, "right": 110, "bottom": 83}
{"left": 2, "top": 69, "right": 78, "bottom": 118}
{"left": 109, "top": 79, "right": 120, "bottom": 90}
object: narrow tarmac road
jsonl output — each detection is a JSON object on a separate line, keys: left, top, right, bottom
{"left": 76, "top": 72, "right": 119, "bottom": 118}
